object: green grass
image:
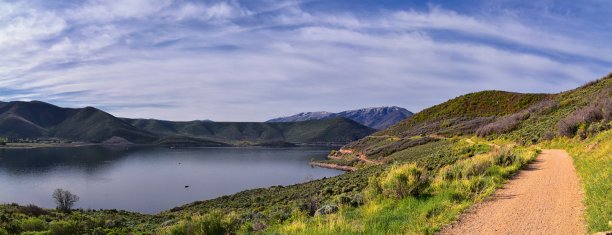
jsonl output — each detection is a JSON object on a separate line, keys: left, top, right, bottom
{"left": 542, "top": 129, "right": 612, "bottom": 233}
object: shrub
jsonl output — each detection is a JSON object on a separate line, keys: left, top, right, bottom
{"left": 299, "top": 195, "right": 320, "bottom": 216}
{"left": 492, "top": 148, "right": 518, "bottom": 167}
{"left": 0, "top": 228, "right": 6, "bottom": 235}
{"left": 558, "top": 90, "right": 612, "bottom": 137}
{"left": 364, "top": 176, "right": 383, "bottom": 200}
{"left": 49, "top": 220, "right": 79, "bottom": 235}
{"left": 335, "top": 194, "right": 351, "bottom": 205}
{"left": 166, "top": 211, "right": 239, "bottom": 235}
{"left": 19, "top": 217, "right": 48, "bottom": 232}
{"left": 440, "top": 153, "right": 492, "bottom": 180}
{"left": 477, "top": 99, "right": 557, "bottom": 137}
{"left": 349, "top": 193, "right": 364, "bottom": 207}
{"left": 315, "top": 204, "right": 339, "bottom": 216}
{"left": 379, "top": 164, "right": 429, "bottom": 199}
{"left": 20, "top": 204, "right": 48, "bottom": 217}
{"left": 476, "top": 112, "right": 529, "bottom": 136}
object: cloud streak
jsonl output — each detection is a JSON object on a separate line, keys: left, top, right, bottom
{"left": 0, "top": 0, "right": 610, "bottom": 121}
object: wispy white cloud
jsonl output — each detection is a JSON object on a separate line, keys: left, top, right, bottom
{"left": 0, "top": 0, "right": 609, "bottom": 121}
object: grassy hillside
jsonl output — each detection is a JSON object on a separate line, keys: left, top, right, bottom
{"left": 52, "top": 107, "right": 158, "bottom": 144}
{"left": 0, "top": 101, "right": 157, "bottom": 143}
{"left": 124, "top": 117, "right": 375, "bottom": 145}
{"left": 379, "top": 91, "right": 548, "bottom": 137}
{"left": 497, "top": 74, "right": 612, "bottom": 143}
{"left": 333, "top": 74, "right": 611, "bottom": 163}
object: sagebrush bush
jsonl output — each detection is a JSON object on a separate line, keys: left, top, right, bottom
{"left": 493, "top": 148, "right": 518, "bottom": 167}
{"left": 49, "top": 220, "right": 79, "bottom": 235}
{"left": 440, "top": 153, "right": 492, "bottom": 180}
{"left": 477, "top": 99, "right": 557, "bottom": 137}
{"left": 558, "top": 89, "right": 612, "bottom": 137}
{"left": 19, "top": 204, "right": 48, "bottom": 217}
{"left": 19, "top": 217, "right": 48, "bottom": 232}
{"left": 364, "top": 175, "right": 383, "bottom": 200}
{"left": 165, "top": 211, "right": 238, "bottom": 235}
{"left": 379, "top": 164, "right": 429, "bottom": 199}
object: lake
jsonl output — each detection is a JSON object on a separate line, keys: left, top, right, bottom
{"left": 0, "top": 146, "right": 342, "bottom": 214}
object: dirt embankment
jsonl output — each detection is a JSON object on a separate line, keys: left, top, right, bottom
{"left": 440, "top": 149, "right": 586, "bottom": 235}
{"left": 309, "top": 162, "right": 356, "bottom": 171}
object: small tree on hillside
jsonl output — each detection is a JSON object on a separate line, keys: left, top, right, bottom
{"left": 52, "top": 189, "right": 79, "bottom": 213}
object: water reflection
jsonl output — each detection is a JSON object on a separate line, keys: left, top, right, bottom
{"left": 0, "top": 146, "right": 341, "bottom": 213}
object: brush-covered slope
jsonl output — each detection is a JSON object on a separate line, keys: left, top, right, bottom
{"left": 379, "top": 91, "right": 548, "bottom": 137}
{"left": 341, "top": 74, "right": 612, "bottom": 161}
{"left": 267, "top": 106, "right": 413, "bottom": 130}
{"left": 0, "top": 101, "right": 157, "bottom": 143}
{"left": 488, "top": 74, "right": 612, "bottom": 142}
{"left": 124, "top": 117, "right": 375, "bottom": 144}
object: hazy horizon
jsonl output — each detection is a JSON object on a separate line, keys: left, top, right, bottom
{"left": 1, "top": 0, "right": 610, "bottom": 121}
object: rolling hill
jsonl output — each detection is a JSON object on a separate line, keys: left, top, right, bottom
{"left": 0, "top": 101, "right": 375, "bottom": 145}
{"left": 123, "top": 117, "right": 375, "bottom": 145}
{"left": 0, "top": 101, "right": 157, "bottom": 143}
{"left": 267, "top": 106, "right": 413, "bottom": 130}
{"left": 337, "top": 74, "right": 612, "bottom": 162}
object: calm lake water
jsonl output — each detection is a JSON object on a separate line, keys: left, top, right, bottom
{"left": 0, "top": 146, "right": 342, "bottom": 213}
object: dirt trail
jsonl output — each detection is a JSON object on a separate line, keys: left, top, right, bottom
{"left": 357, "top": 153, "right": 381, "bottom": 165}
{"left": 440, "top": 149, "right": 585, "bottom": 235}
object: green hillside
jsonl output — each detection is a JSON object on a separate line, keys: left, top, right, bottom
{"left": 123, "top": 117, "right": 375, "bottom": 144}
{"left": 0, "top": 102, "right": 157, "bottom": 143}
{"left": 379, "top": 90, "right": 548, "bottom": 137}
{"left": 337, "top": 75, "right": 611, "bottom": 162}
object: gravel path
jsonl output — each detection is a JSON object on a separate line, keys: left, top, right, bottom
{"left": 440, "top": 149, "right": 586, "bottom": 235}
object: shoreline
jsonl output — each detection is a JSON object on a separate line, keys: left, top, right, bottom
{"left": 0, "top": 142, "right": 346, "bottom": 150}
{"left": 309, "top": 162, "right": 356, "bottom": 171}
{"left": 0, "top": 143, "right": 98, "bottom": 149}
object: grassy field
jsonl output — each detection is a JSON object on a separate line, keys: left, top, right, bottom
{"left": 542, "top": 129, "right": 612, "bottom": 233}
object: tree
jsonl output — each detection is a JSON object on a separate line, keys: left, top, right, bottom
{"left": 52, "top": 189, "right": 79, "bottom": 212}
{"left": 0, "top": 137, "right": 7, "bottom": 146}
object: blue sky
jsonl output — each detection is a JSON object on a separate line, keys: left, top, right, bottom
{"left": 0, "top": 0, "right": 610, "bottom": 121}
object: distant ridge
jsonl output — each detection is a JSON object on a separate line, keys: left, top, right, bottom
{"left": 123, "top": 117, "right": 374, "bottom": 145}
{"left": 0, "top": 101, "right": 157, "bottom": 143}
{"left": 0, "top": 101, "right": 375, "bottom": 146}
{"left": 267, "top": 106, "right": 413, "bottom": 130}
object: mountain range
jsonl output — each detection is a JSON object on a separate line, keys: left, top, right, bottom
{"left": 0, "top": 101, "right": 375, "bottom": 146}
{"left": 267, "top": 106, "right": 413, "bottom": 130}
